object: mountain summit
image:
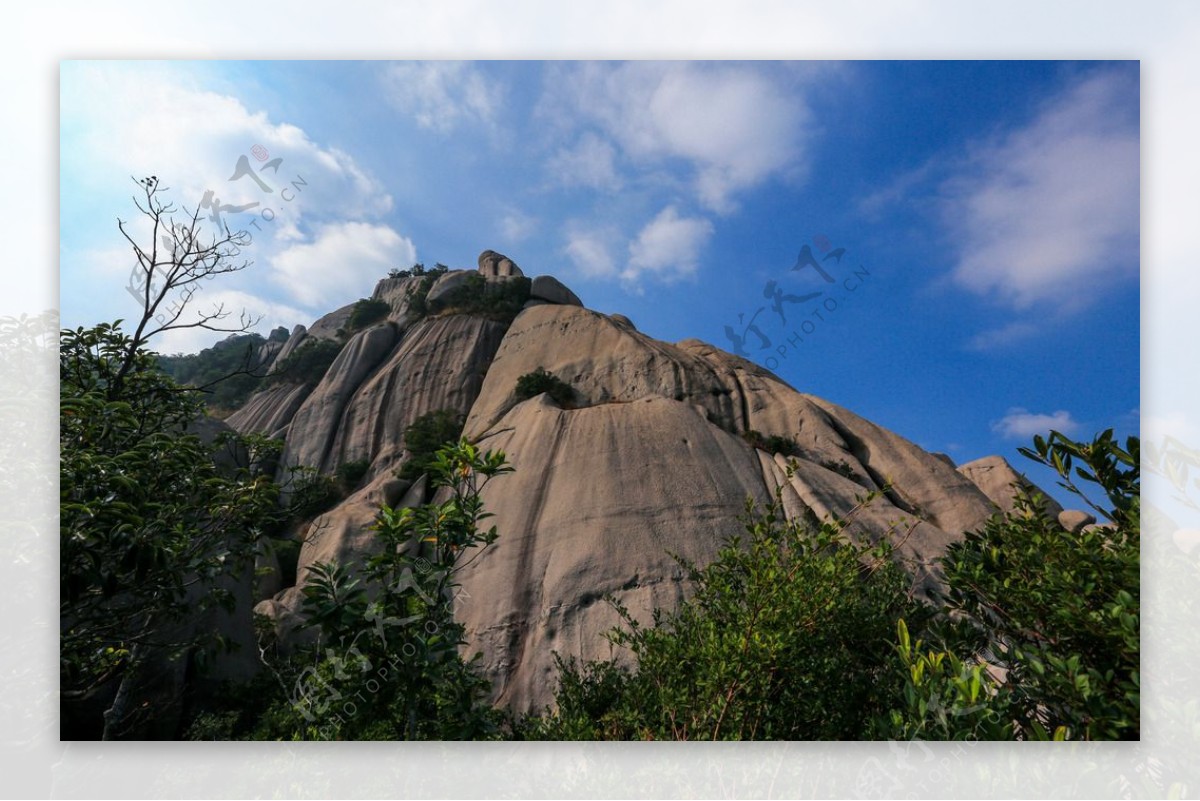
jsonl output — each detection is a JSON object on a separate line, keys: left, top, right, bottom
{"left": 226, "top": 250, "right": 1047, "bottom": 713}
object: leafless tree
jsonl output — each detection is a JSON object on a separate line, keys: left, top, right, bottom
{"left": 114, "top": 175, "right": 261, "bottom": 396}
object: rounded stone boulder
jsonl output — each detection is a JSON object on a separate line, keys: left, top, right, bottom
{"left": 530, "top": 275, "right": 582, "bottom": 306}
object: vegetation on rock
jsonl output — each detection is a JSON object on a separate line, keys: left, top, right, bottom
{"left": 396, "top": 409, "right": 466, "bottom": 481}
{"left": 266, "top": 338, "right": 344, "bottom": 388}
{"left": 515, "top": 367, "right": 575, "bottom": 407}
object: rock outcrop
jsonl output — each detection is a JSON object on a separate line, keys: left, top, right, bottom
{"left": 530, "top": 275, "right": 582, "bottom": 306}
{"left": 478, "top": 249, "right": 524, "bottom": 278}
{"left": 958, "top": 455, "right": 1065, "bottom": 517}
{"left": 225, "top": 252, "right": 1059, "bottom": 715}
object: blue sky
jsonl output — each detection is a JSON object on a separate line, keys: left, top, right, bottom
{"left": 59, "top": 60, "right": 1139, "bottom": 507}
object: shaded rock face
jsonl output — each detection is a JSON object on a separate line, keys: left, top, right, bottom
{"left": 225, "top": 382, "right": 312, "bottom": 441}
{"left": 425, "top": 269, "right": 475, "bottom": 310}
{"left": 231, "top": 270, "right": 1053, "bottom": 716}
{"left": 277, "top": 323, "right": 400, "bottom": 476}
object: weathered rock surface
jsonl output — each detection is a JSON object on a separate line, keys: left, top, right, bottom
{"left": 425, "top": 269, "right": 475, "bottom": 310}
{"left": 958, "top": 455, "right": 1065, "bottom": 517}
{"left": 322, "top": 315, "right": 508, "bottom": 477}
{"left": 478, "top": 249, "right": 523, "bottom": 277}
{"left": 460, "top": 394, "right": 775, "bottom": 711}
{"left": 530, "top": 275, "right": 582, "bottom": 306}
{"left": 277, "top": 323, "right": 400, "bottom": 475}
{"left": 231, "top": 265, "right": 1059, "bottom": 716}
{"left": 226, "top": 381, "right": 312, "bottom": 440}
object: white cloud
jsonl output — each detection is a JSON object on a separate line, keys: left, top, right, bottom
{"left": 625, "top": 206, "right": 713, "bottom": 284}
{"left": 60, "top": 63, "right": 410, "bottom": 351}
{"left": 151, "top": 288, "right": 311, "bottom": 356}
{"left": 499, "top": 209, "right": 538, "bottom": 244}
{"left": 992, "top": 408, "right": 1082, "bottom": 439}
{"left": 546, "top": 133, "right": 621, "bottom": 190}
{"left": 269, "top": 222, "right": 417, "bottom": 309}
{"left": 965, "top": 320, "right": 1039, "bottom": 351}
{"left": 61, "top": 63, "right": 393, "bottom": 226}
{"left": 544, "top": 62, "right": 810, "bottom": 212}
{"left": 382, "top": 61, "right": 503, "bottom": 133}
{"left": 563, "top": 226, "right": 619, "bottom": 279}
{"left": 945, "top": 68, "right": 1139, "bottom": 309}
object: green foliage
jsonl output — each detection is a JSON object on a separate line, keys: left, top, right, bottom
{"left": 877, "top": 429, "right": 1140, "bottom": 741}
{"left": 878, "top": 619, "right": 1018, "bottom": 741}
{"left": 287, "top": 466, "right": 343, "bottom": 521}
{"left": 402, "top": 263, "right": 450, "bottom": 318}
{"left": 397, "top": 409, "right": 465, "bottom": 481}
{"left": 60, "top": 322, "right": 280, "bottom": 738}
{"left": 335, "top": 459, "right": 371, "bottom": 492}
{"left": 259, "top": 439, "right": 514, "bottom": 740}
{"left": 346, "top": 298, "right": 391, "bottom": 331}
{"left": 434, "top": 273, "right": 532, "bottom": 323}
{"left": 156, "top": 332, "right": 274, "bottom": 412}
{"left": 529, "top": 489, "right": 923, "bottom": 740}
{"left": 514, "top": 367, "right": 575, "bottom": 407}
{"left": 742, "top": 429, "right": 799, "bottom": 457}
{"left": 266, "top": 338, "right": 343, "bottom": 388}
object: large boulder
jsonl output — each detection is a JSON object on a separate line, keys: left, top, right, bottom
{"left": 460, "top": 394, "right": 774, "bottom": 712}
{"left": 478, "top": 249, "right": 524, "bottom": 278}
{"left": 225, "top": 381, "right": 312, "bottom": 440}
{"left": 322, "top": 315, "right": 509, "bottom": 477}
{"left": 425, "top": 269, "right": 475, "bottom": 310}
{"left": 529, "top": 275, "right": 582, "bottom": 306}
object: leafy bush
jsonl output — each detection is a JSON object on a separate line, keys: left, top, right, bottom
{"left": 515, "top": 367, "right": 574, "bottom": 407}
{"left": 403, "top": 263, "right": 450, "bottom": 318}
{"left": 742, "top": 429, "right": 799, "bottom": 457}
{"left": 346, "top": 298, "right": 391, "bottom": 331}
{"left": 335, "top": 459, "right": 371, "bottom": 492}
{"left": 288, "top": 467, "right": 343, "bottom": 521}
{"left": 60, "top": 322, "right": 281, "bottom": 739}
{"left": 878, "top": 429, "right": 1140, "bottom": 741}
{"left": 266, "top": 338, "right": 343, "bottom": 387}
{"left": 397, "top": 409, "right": 466, "bottom": 481}
{"left": 257, "top": 440, "right": 514, "bottom": 740}
{"left": 527, "top": 488, "right": 923, "bottom": 740}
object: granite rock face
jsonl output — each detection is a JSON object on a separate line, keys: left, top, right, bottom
{"left": 478, "top": 249, "right": 524, "bottom": 278}
{"left": 529, "top": 275, "right": 582, "bottom": 306}
{"left": 228, "top": 261, "right": 1057, "bottom": 715}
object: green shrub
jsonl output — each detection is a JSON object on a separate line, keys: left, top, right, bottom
{"left": 434, "top": 273, "right": 531, "bottom": 323}
{"left": 288, "top": 467, "right": 343, "bottom": 520}
{"left": 346, "top": 298, "right": 391, "bottom": 331}
{"left": 403, "top": 263, "right": 450, "bottom": 319}
{"left": 257, "top": 440, "right": 514, "bottom": 740}
{"left": 397, "top": 409, "right": 466, "bottom": 481}
{"left": 266, "top": 339, "right": 343, "bottom": 387}
{"left": 335, "top": 459, "right": 371, "bottom": 492}
{"left": 877, "top": 429, "right": 1140, "bottom": 741}
{"left": 515, "top": 367, "right": 574, "bottom": 407}
{"left": 742, "top": 429, "right": 798, "bottom": 456}
{"left": 528, "top": 488, "right": 923, "bottom": 740}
